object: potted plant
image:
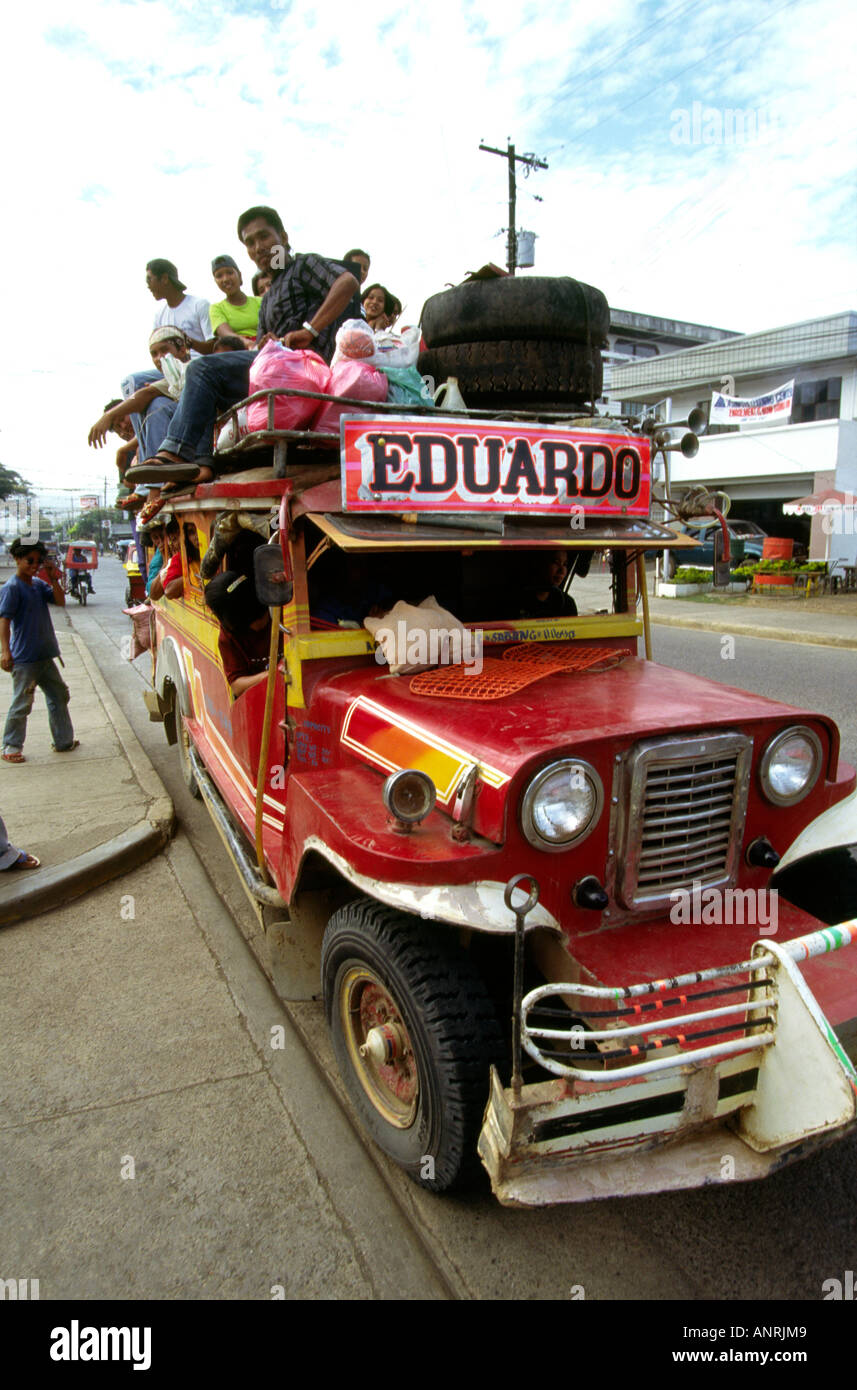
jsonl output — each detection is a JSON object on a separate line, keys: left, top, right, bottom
{"left": 657, "top": 565, "right": 714, "bottom": 598}
{"left": 727, "top": 565, "right": 755, "bottom": 593}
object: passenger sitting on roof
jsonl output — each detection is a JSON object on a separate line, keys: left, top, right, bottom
{"left": 120, "top": 205, "right": 359, "bottom": 498}
{"left": 210, "top": 255, "right": 261, "bottom": 347}
{"left": 204, "top": 569, "right": 275, "bottom": 696}
{"left": 516, "top": 549, "right": 578, "bottom": 620}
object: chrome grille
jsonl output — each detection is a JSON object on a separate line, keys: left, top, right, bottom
{"left": 617, "top": 733, "right": 752, "bottom": 909}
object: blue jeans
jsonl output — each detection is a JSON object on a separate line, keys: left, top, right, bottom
{"left": 162, "top": 351, "right": 255, "bottom": 461}
{"left": 121, "top": 369, "right": 177, "bottom": 461}
{"left": 0, "top": 813, "right": 23, "bottom": 869}
{"left": 3, "top": 660, "right": 74, "bottom": 753}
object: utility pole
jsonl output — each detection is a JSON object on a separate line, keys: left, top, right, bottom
{"left": 478, "top": 139, "right": 548, "bottom": 275}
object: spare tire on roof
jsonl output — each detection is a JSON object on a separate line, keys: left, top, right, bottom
{"left": 418, "top": 339, "right": 603, "bottom": 407}
{"left": 420, "top": 276, "right": 609, "bottom": 349}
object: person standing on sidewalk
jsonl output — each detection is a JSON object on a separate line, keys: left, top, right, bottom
{"left": 0, "top": 539, "right": 77, "bottom": 765}
{"left": 0, "top": 812, "right": 39, "bottom": 868}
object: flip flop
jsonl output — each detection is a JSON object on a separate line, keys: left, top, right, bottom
{"left": 7, "top": 851, "right": 40, "bottom": 870}
{"left": 126, "top": 457, "right": 201, "bottom": 485}
{"left": 2, "top": 750, "right": 26, "bottom": 763}
{"left": 138, "top": 496, "right": 167, "bottom": 525}
{"left": 52, "top": 739, "right": 80, "bottom": 752}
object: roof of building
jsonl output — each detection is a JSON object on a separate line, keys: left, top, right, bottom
{"left": 609, "top": 308, "right": 740, "bottom": 344}
{"left": 608, "top": 310, "right": 857, "bottom": 397}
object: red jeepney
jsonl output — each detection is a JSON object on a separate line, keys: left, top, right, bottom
{"left": 141, "top": 388, "right": 857, "bottom": 1206}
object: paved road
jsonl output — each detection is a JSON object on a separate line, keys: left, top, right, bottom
{"left": 67, "top": 557, "right": 857, "bottom": 1301}
{"left": 649, "top": 625, "right": 857, "bottom": 767}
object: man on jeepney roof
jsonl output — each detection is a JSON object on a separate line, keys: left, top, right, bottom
{"left": 88, "top": 329, "right": 192, "bottom": 456}
{"left": 123, "top": 206, "right": 359, "bottom": 507}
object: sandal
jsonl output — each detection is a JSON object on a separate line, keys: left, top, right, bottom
{"left": 116, "top": 493, "right": 144, "bottom": 510}
{"left": 2, "top": 750, "right": 26, "bottom": 763}
{"left": 52, "top": 739, "right": 80, "bottom": 753}
{"left": 7, "top": 851, "right": 40, "bottom": 870}
{"left": 138, "top": 496, "right": 166, "bottom": 525}
{"left": 126, "top": 455, "right": 201, "bottom": 485}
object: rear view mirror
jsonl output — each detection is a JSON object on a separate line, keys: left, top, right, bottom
{"left": 254, "top": 543, "right": 293, "bottom": 607}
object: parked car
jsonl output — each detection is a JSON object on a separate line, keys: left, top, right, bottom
{"left": 675, "top": 520, "right": 769, "bottom": 568}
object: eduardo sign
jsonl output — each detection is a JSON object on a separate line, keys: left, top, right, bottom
{"left": 341, "top": 415, "right": 651, "bottom": 516}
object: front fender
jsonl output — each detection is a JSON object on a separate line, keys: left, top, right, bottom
{"left": 771, "top": 789, "right": 857, "bottom": 925}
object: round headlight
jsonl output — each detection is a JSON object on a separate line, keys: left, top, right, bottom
{"left": 760, "top": 727, "right": 823, "bottom": 805}
{"left": 521, "top": 759, "right": 604, "bottom": 851}
{"left": 383, "top": 769, "right": 436, "bottom": 825}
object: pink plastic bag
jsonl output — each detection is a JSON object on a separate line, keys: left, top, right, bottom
{"left": 247, "top": 341, "right": 331, "bottom": 432}
{"left": 314, "top": 359, "right": 388, "bottom": 434}
{"left": 123, "top": 604, "right": 154, "bottom": 660}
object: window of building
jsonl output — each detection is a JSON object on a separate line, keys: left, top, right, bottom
{"left": 614, "top": 339, "right": 659, "bottom": 360}
{"left": 696, "top": 399, "right": 737, "bottom": 437}
{"left": 792, "top": 377, "right": 841, "bottom": 424}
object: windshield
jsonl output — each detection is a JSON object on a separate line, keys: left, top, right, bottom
{"left": 304, "top": 522, "right": 625, "bottom": 628}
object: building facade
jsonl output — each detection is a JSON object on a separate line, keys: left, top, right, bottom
{"left": 607, "top": 312, "right": 857, "bottom": 563}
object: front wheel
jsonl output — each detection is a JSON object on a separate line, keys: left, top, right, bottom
{"left": 322, "top": 898, "right": 503, "bottom": 1191}
{"left": 79, "top": 585, "right": 87, "bottom": 606}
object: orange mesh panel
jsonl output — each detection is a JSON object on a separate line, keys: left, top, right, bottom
{"left": 503, "top": 643, "right": 629, "bottom": 673}
{"left": 409, "top": 658, "right": 549, "bottom": 701}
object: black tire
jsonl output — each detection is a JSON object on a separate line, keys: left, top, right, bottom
{"left": 124, "top": 583, "right": 133, "bottom": 606}
{"left": 322, "top": 898, "right": 504, "bottom": 1192}
{"left": 177, "top": 712, "right": 201, "bottom": 799}
{"left": 80, "top": 586, "right": 87, "bottom": 607}
{"left": 419, "top": 339, "right": 603, "bottom": 405}
{"left": 421, "top": 276, "right": 609, "bottom": 349}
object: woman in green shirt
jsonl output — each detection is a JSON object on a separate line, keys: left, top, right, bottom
{"left": 209, "top": 255, "right": 261, "bottom": 346}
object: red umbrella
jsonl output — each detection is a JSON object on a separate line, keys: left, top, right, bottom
{"left": 783, "top": 489, "right": 857, "bottom": 515}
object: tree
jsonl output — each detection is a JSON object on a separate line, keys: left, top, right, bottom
{"left": 0, "top": 465, "right": 32, "bottom": 501}
{"left": 69, "top": 507, "right": 123, "bottom": 541}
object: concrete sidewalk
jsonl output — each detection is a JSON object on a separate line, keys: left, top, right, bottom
{"left": 0, "top": 610, "right": 174, "bottom": 925}
{"left": 646, "top": 587, "right": 857, "bottom": 649}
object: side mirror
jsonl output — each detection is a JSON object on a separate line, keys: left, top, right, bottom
{"left": 254, "top": 543, "right": 293, "bottom": 607}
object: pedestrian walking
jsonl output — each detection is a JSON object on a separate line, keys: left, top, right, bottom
{"left": 0, "top": 539, "right": 78, "bottom": 764}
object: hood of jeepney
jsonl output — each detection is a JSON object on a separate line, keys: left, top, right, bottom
{"left": 320, "top": 657, "right": 840, "bottom": 843}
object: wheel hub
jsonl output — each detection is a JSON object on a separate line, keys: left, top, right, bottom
{"left": 341, "top": 969, "right": 419, "bottom": 1128}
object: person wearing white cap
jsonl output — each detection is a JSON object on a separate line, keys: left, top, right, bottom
{"left": 88, "top": 329, "right": 195, "bottom": 453}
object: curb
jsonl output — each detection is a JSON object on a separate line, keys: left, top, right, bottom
{"left": 650, "top": 613, "right": 857, "bottom": 650}
{"left": 0, "top": 631, "right": 175, "bottom": 926}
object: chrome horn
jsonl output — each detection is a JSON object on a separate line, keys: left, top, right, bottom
{"left": 641, "top": 407, "right": 707, "bottom": 437}
{"left": 657, "top": 431, "right": 700, "bottom": 458}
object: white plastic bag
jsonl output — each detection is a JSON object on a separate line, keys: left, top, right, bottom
{"left": 215, "top": 406, "right": 249, "bottom": 452}
{"left": 332, "top": 319, "right": 421, "bottom": 371}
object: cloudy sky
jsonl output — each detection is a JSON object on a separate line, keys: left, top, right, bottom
{"left": 2, "top": 0, "right": 855, "bottom": 518}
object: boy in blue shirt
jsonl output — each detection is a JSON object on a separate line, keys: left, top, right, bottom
{"left": 0, "top": 539, "right": 77, "bottom": 763}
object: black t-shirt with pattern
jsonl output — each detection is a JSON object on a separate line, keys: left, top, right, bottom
{"left": 257, "top": 252, "right": 355, "bottom": 362}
